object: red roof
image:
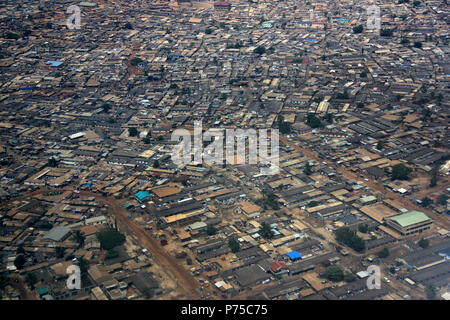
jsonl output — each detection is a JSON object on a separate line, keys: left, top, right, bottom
{"left": 271, "top": 260, "right": 288, "bottom": 272}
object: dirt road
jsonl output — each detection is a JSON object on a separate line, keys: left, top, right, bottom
{"left": 77, "top": 191, "right": 202, "bottom": 299}
{"left": 1, "top": 188, "right": 202, "bottom": 299}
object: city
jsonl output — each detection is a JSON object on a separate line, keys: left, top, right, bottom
{"left": 0, "top": 0, "right": 449, "bottom": 302}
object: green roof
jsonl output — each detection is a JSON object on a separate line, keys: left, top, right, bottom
{"left": 79, "top": 2, "right": 97, "bottom": 7}
{"left": 360, "top": 195, "right": 377, "bottom": 203}
{"left": 38, "top": 288, "right": 48, "bottom": 295}
{"left": 390, "top": 211, "right": 430, "bottom": 227}
{"left": 135, "top": 191, "right": 151, "bottom": 201}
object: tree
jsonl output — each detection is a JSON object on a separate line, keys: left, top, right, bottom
{"left": 48, "top": 157, "right": 58, "bottom": 167}
{"left": 391, "top": 163, "right": 411, "bottom": 180}
{"left": 308, "top": 200, "right": 319, "bottom": 208}
{"left": 130, "top": 58, "right": 143, "bottom": 66}
{"left": 25, "top": 273, "right": 37, "bottom": 290}
{"left": 358, "top": 224, "right": 369, "bottom": 233}
{"left": 306, "top": 113, "right": 322, "bottom": 128}
{"left": 377, "top": 247, "right": 389, "bottom": 259}
{"left": 414, "top": 41, "right": 423, "bottom": 48}
{"left": 186, "top": 258, "right": 193, "bottom": 265}
{"left": 5, "top": 32, "right": 20, "bottom": 40}
{"left": 418, "top": 238, "right": 429, "bottom": 249}
{"left": 38, "top": 222, "right": 53, "bottom": 229}
{"left": 228, "top": 238, "right": 241, "bottom": 253}
{"left": 0, "top": 274, "right": 9, "bottom": 291}
{"left": 336, "top": 91, "right": 349, "bottom": 99}
{"left": 353, "top": 25, "right": 363, "bottom": 34}
{"left": 254, "top": 45, "right": 266, "bottom": 55}
{"left": 73, "top": 230, "right": 85, "bottom": 248}
{"left": 153, "top": 159, "right": 160, "bottom": 168}
{"left": 380, "top": 28, "right": 394, "bottom": 37}
{"left": 17, "top": 244, "right": 25, "bottom": 255}
{"left": 277, "top": 115, "right": 291, "bottom": 134}
{"left": 124, "top": 22, "right": 133, "bottom": 29}
{"left": 425, "top": 285, "right": 436, "bottom": 299}
{"left": 206, "top": 225, "right": 217, "bottom": 236}
{"left": 335, "top": 227, "right": 365, "bottom": 252}
{"left": 344, "top": 273, "right": 357, "bottom": 282}
{"left": 261, "top": 192, "right": 280, "bottom": 210}
{"left": 128, "top": 127, "right": 139, "bottom": 137}
{"left": 106, "top": 249, "right": 119, "bottom": 259}
{"left": 259, "top": 222, "right": 274, "bottom": 239}
{"left": 78, "top": 256, "right": 89, "bottom": 274}
{"left": 14, "top": 255, "right": 26, "bottom": 270}
{"left": 421, "top": 197, "right": 433, "bottom": 208}
{"left": 325, "top": 266, "right": 344, "bottom": 282}
{"left": 430, "top": 165, "right": 439, "bottom": 187}
{"left": 101, "top": 103, "right": 111, "bottom": 113}
{"left": 377, "top": 140, "right": 384, "bottom": 150}
{"left": 55, "top": 246, "right": 65, "bottom": 259}
{"left": 142, "top": 287, "right": 154, "bottom": 299}
{"left": 96, "top": 228, "right": 125, "bottom": 250}
{"left": 437, "top": 194, "right": 448, "bottom": 206}
{"left": 303, "top": 161, "right": 313, "bottom": 176}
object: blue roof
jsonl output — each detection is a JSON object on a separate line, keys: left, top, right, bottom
{"left": 46, "top": 61, "right": 63, "bottom": 67}
{"left": 285, "top": 251, "right": 302, "bottom": 260}
{"left": 135, "top": 191, "right": 151, "bottom": 200}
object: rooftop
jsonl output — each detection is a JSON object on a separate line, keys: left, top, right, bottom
{"left": 390, "top": 211, "right": 431, "bottom": 227}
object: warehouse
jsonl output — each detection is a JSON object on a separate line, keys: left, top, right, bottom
{"left": 385, "top": 211, "right": 432, "bottom": 236}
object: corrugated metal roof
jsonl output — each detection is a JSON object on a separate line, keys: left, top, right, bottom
{"left": 390, "top": 211, "right": 430, "bottom": 227}
{"left": 43, "top": 226, "right": 71, "bottom": 241}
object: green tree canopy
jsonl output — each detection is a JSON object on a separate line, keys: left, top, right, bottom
{"left": 344, "top": 273, "right": 357, "bottom": 282}
{"left": 418, "top": 238, "right": 429, "bottom": 249}
{"left": 14, "top": 255, "right": 26, "bottom": 269}
{"left": 353, "top": 25, "right": 363, "bottom": 34}
{"left": 228, "top": 238, "right": 241, "bottom": 253}
{"left": 358, "top": 224, "right": 369, "bottom": 233}
{"left": 96, "top": 228, "right": 125, "bottom": 251}
{"left": 55, "top": 246, "right": 65, "bottom": 259}
{"left": 206, "top": 225, "right": 217, "bottom": 236}
{"left": 73, "top": 230, "right": 85, "bottom": 248}
{"left": 128, "top": 127, "right": 139, "bottom": 137}
{"left": 25, "top": 273, "right": 38, "bottom": 290}
{"left": 391, "top": 163, "right": 412, "bottom": 180}
{"left": 377, "top": 247, "right": 389, "bottom": 259}
{"left": 259, "top": 222, "right": 274, "bottom": 239}
{"left": 254, "top": 45, "right": 266, "bottom": 55}
{"left": 306, "top": 114, "right": 322, "bottom": 128}
{"left": 425, "top": 285, "right": 436, "bottom": 299}
{"left": 421, "top": 197, "right": 433, "bottom": 207}
{"left": 325, "top": 266, "right": 344, "bottom": 281}
{"left": 335, "top": 227, "right": 365, "bottom": 252}
{"left": 304, "top": 161, "right": 313, "bottom": 175}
